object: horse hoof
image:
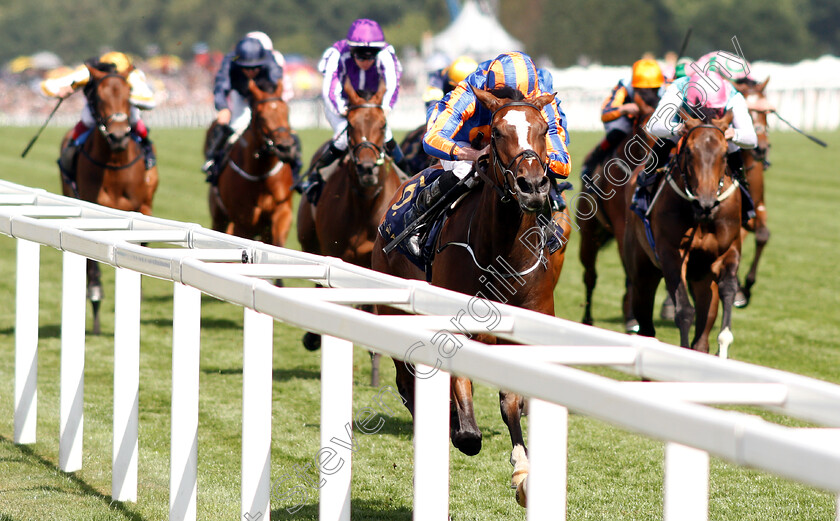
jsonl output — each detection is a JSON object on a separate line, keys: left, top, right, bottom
{"left": 302, "top": 332, "right": 321, "bottom": 351}
{"left": 734, "top": 289, "right": 749, "bottom": 308}
{"left": 452, "top": 432, "right": 482, "bottom": 456}
{"left": 87, "top": 285, "right": 103, "bottom": 302}
{"left": 625, "top": 319, "right": 640, "bottom": 334}
{"left": 515, "top": 477, "right": 528, "bottom": 508}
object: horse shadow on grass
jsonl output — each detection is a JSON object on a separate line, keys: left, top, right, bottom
{"left": 271, "top": 498, "right": 412, "bottom": 520}
{"left": 0, "top": 434, "right": 149, "bottom": 521}
{"left": 200, "top": 366, "right": 321, "bottom": 382}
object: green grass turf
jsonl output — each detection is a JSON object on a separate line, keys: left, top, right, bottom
{"left": 0, "top": 125, "right": 838, "bottom": 520}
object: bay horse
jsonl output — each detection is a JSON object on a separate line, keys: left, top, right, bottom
{"left": 578, "top": 100, "right": 656, "bottom": 332}
{"left": 296, "top": 80, "right": 403, "bottom": 352}
{"left": 734, "top": 77, "right": 772, "bottom": 307}
{"left": 208, "top": 79, "right": 296, "bottom": 255}
{"left": 59, "top": 63, "right": 159, "bottom": 335}
{"left": 623, "top": 110, "right": 741, "bottom": 357}
{"left": 372, "top": 86, "right": 572, "bottom": 507}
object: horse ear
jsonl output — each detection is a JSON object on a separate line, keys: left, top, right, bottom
{"left": 532, "top": 92, "right": 556, "bottom": 111}
{"left": 344, "top": 78, "right": 362, "bottom": 105}
{"left": 124, "top": 64, "right": 135, "bottom": 77}
{"left": 86, "top": 63, "right": 106, "bottom": 82}
{"left": 372, "top": 80, "right": 387, "bottom": 105}
{"left": 247, "top": 78, "right": 262, "bottom": 98}
{"left": 470, "top": 84, "right": 503, "bottom": 113}
{"left": 758, "top": 76, "right": 770, "bottom": 94}
{"left": 683, "top": 116, "right": 702, "bottom": 132}
{"left": 273, "top": 78, "right": 284, "bottom": 97}
{"left": 713, "top": 110, "right": 734, "bottom": 131}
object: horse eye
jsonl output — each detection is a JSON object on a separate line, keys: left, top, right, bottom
{"left": 491, "top": 129, "right": 500, "bottom": 140}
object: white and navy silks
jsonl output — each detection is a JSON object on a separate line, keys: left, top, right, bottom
{"left": 212, "top": 52, "right": 286, "bottom": 138}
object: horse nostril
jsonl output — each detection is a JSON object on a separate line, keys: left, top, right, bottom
{"left": 516, "top": 177, "right": 533, "bottom": 193}
{"left": 538, "top": 176, "right": 550, "bottom": 191}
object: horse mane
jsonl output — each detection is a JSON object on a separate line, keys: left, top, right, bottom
{"left": 354, "top": 89, "right": 379, "bottom": 101}
{"left": 86, "top": 59, "right": 118, "bottom": 74}
{"left": 487, "top": 86, "right": 524, "bottom": 101}
{"left": 694, "top": 106, "right": 726, "bottom": 123}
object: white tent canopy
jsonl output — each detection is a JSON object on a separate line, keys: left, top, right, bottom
{"left": 426, "top": 0, "right": 524, "bottom": 63}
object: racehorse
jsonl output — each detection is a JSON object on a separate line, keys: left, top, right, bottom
{"left": 578, "top": 100, "right": 656, "bottom": 332}
{"left": 208, "top": 79, "right": 296, "bottom": 254}
{"left": 297, "top": 80, "right": 403, "bottom": 353}
{"left": 59, "top": 63, "right": 159, "bottom": 335}
{"left": 623, "top": 110, "right": 741, "bottom": 357}
{"left": 733, "top": 77, "right": 772, "bottom": 307}
{"left": 372, "top": 86, "right": 572, "bottom": 507}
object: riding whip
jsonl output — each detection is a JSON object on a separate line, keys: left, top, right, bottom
{"left": 676, "top": 27, "right": 693, "bottom": 62}
{"left": 382, "top": 168, "right": 477, "bottom": 255}
{"left": 771, "top": 111, "right": 828, "bottom": 148}
{"left": 21, "top": 97, "right": 65, "bottom": 158}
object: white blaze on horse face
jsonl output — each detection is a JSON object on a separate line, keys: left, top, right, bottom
{"left": 503, "top": 111, "right": 533, "bottom": 152}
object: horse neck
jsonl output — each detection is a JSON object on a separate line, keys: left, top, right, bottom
{"left": 473, "top": 180, "right": 541, "bottom": 271}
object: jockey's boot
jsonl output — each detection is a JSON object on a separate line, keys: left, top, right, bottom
{"left": 549, "top": 180, "right": 573, "bottom": 212}
{"left": 58, "top": 142, "right": 79, "bottom": 184}
{"left": 301, "top": 142, "right": 344, "bottom": 204}
{"left": 139, "top": 136, "right": 156, "bottom": 169}
{"left": 728, "top": 151, "right": 755, "bottom": 223}
{"left": 385, "top": 138, "right": 410, "bottom": 175}
{"left": 403, "top": 170, "right": 461, "bottom": 258}
{"left": 630, "top": 140, "right": 675, "bottom": 215}
{"left": 202, "top": 124, "right": 233, "bottom": 179}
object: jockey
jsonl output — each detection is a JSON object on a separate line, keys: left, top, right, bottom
{"left": 203, "top": 34, "right": 298, "bottom": 182}
{"left": 401, "top": 51, "right": 571, "bottom": 256}
{"left": 300, "top": 18, "right": 404, "bottom": 200}
{"left": 41, "top": 51, "right": 157, "bottom": 175}
{"left": 422, "top": 55, "right": 479, "bottom": 112}
{"left": 579, "top": 58, "right": 664, "bottom": 186}
{"left": 632, "top": 63, "right": 757, "bottom": 213}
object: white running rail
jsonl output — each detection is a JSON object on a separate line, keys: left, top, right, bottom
{"left": 2, "top": 179, "right": 840, "bottom": 520}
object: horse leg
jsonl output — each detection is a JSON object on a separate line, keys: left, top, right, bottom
{"left": 500, "top": 390, "right": 529, "bottom": 506}
{"left": 661, "top": 255, "right": 693, "bottom": 348}
{"left": 301, "top": 284, "right": 323, "bottom": 351}
{"left": 689, "top": 275, "right": 718, "bottom": 354}
{"left": 450, "top": 377, "right": 481, "bottom": 456}
{"left": 392, "top": 359, "right": 416, "bottom": 417}
{"left": 717, "top": 248, "right": 741, "bottom": 358}
{"left": 742, "top": 217, "right": 770, "bottom": 307}
{"left": 625, "top": 239, "right": 660, "bottom": 337}
{"left": 270, "top": 201, "right": 294, "bottom": 287}
{"left": 579, "top": 220, "right": 600, "bottom": 326}
{"left": 86, "top": 259, "right": 103, "bottom": 335}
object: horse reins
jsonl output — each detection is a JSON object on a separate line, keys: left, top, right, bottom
{"left": 252, "top": 95, "right": 293, "bottom": 159}
{"left": 344, "top": 103, "right": 388, "bottom": 199}
{"left": 81, "top": 72, "right": 143, "bottom": 170}
{"left": 436, "top": 100, "right": 553, "bottom": 278}
{"left": 482, "top": 101, "right": 549, "bottom": 202}
{"left": 669, "top": 124, "right": 738, "bottom": 205}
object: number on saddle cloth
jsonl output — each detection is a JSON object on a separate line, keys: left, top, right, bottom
{"left": 377, "top": 167, "right": 448, "bottom": 271}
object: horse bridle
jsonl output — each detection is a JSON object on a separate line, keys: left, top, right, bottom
{"left": 252, "top": 96, "right": 292, "bottom": 159}
{"left": 672, "top": 124, "right": 733, "bottom": 204}
{"left": 88, "top": 73, "right": 131, "bottom": 146}
{"left": 346, "top": 103, "right": 387, "bottom": 168}
{"left": 484, "top": 101, "right": 549, "bottom": 203}
{"left": 80, "top": 72, "right": 143, "bottom": 170}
